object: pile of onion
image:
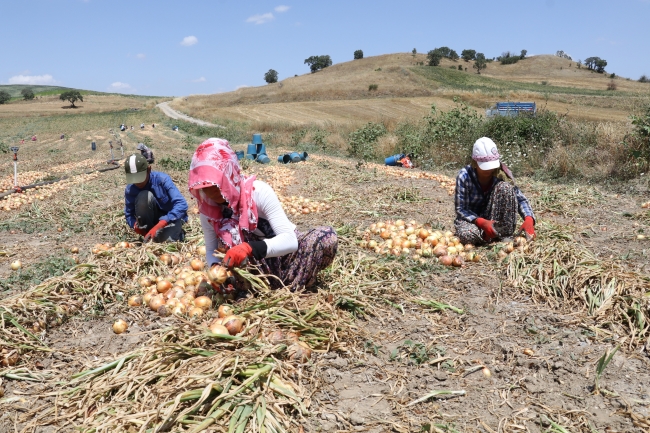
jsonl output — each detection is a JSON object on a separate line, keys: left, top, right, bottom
{"left": 642, "top": 201, "right": 650, "bottom": 209}
{"left": 279, "top": 195, "right": 331, "bottom": 215}
{"left": 377, "top": 165, "right": 456, "bottom": 196}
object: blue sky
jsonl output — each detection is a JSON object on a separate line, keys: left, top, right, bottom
{"left": 1, "top": 0, "right": 649, "bottom": 97}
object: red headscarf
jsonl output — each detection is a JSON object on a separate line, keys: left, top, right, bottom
{"left": 188, "top": 138, "right": 258, "bottom": 247}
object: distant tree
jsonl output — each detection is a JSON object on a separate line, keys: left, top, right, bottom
{"left": 21, "top": 88, "right": 35, "bottom": 100}
{"left": 639, "top": 75, "right": 649, "bottom": 83}
{"left": 0, "top": 91, "right": 10, "bottom": 104}
{"left": 427, "top": 49, "right": 442, "bottom": 66}
{"left": 458, "top": 64, "right": 463, "bottom": 71}
{"left": 577, "top": 59, "right": 582, "bottom": 69}
{"left": 448, "top": 49, "right": 459, "bottom": 60}
{"left": 59, "top": 90, "right": 83, "bottom": 108}
{"left": 556, "top": 50, "right": 572, "bottom": 60}
{"left": 585, "top": 57, "right": 607, "bottom": 73}
{"left": 520, "top": 49, "right": 527, "bottom": 59}
{"left": 461, "top": 49, "right": 476, "bottom": 62}
{"left": 264, "top": 69, "right": 278, "bottom": 84}
{"left": 354, "top": 50, "right": 364, "bottom": 60}
{"left": 412, "top": 48, "right": 417, "bottom": 57}
{"left": 304, "top": 55, "right": 332, "bottom": 73}
{"left": 473, "top": 53, "right": 487, "bottom": 74}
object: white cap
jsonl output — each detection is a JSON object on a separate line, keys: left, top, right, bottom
{"left": 472, "top": 137, "right": 500, "bottom": 170}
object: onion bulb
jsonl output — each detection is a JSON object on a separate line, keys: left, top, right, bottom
{"left": 149, "top": 295, "right": 164, "bottom": 312}
{"left": 194, "top": 296, "right": 212, "bottom": 310}
{"left": 433, "top": 245, "right": 447, "bottom": 257}
{"left": 266, "top": 330, "right": 285, "bottom": 345}
{"left": 171, "top": 304, "right": 186, "bottom": 316}
{"left": 197, "top": 245, "right": 206, "bottom": 256}
{"left": 188, "top": 307, "right": 204, "bottom": 318}
{"left": 190, "top": 259, "right": 204, "bottom": 271}
{"left": 10, "top": 260, "right": 22, "bottom": 271}
{"left": 523, "top": 348, "right": 534, "bottom": 356}
{"left": 288, "top": 341, "right": 312, "bottom": 363}
{"left": 368, "top": 240, "right": 378, "bottom": 248}
{"left": 418, "top": 229, "right": 429, "bottom": 239}
{"left": 482, "top": 367, "right": 491, "bottom": 378}
{"left": 112, "top": 319, "right": 128, "bottom": 334}
{"left": 439, "top": 255, "right": 453, "bottom": 266}
{"left": 209, "top": 323, "right": 229, "bottom": 335}
{"left": 207, "top": 265, "right": 228, "bottom": 284}
{"left": 380, "top": 230, "right": 391, "bottom": 240}
{"left": 218, "top": 305, "right": 234, "bottom": 318}
{"left": 165, "top": 287, "right": 185, "bottom": 300}
{"left": 139, "top": 276, "right": 154, "bottom": 288}
{"left": 504, "top": 243, "right": 514, "bottom": 253}
{"left": 1, "top": 351, "right": 19, "bottom": 367}
{"left": 70, "top": 247, "right": 79, "bottom": 254}
{"left": 157, "top": 305, "right": 172, "bottom": 317}
{"left": 143, "top": 292, "right": 154, "bottom": 305}
{"left": 159, "top": 254, "right": 172, "bottom": 266}
{"left": 222, "top": 315, "right": 245, "bottom": 335}
{"left": 156, "top": 280, "right": 172, "bottom": 294}
{"left": 127, "top": 295, "right": 143, "bottom": 307}
{"left": 452, "top": 256, "right": 464, "bottom": 267}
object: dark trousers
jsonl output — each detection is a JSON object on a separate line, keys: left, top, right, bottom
{"left": 135, "top": 191, "right": 185, "bottom": 242}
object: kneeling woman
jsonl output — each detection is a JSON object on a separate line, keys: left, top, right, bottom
{"left": 189, "top": 138, "right": 338, "bottom": 291}
{"left": 455, "top": 137, "right": 536, "bottom": 245}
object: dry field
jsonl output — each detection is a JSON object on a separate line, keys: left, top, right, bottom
{"left": 170, "top": 54, "right": 650, "bottom": 125}
{"left": 0, "top": 93, "right": 649, "bottom": 432}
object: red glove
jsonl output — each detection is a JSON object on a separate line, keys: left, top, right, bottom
{"left": 520, "top": 216, "right": 536, "bottom": 240}
{"left": 475, "top": 218, "right": 497, "bottom": 240}
{"left": 223, "top": 243, "right": 252, "bottom": 268}
{"left": 133, "top": 222, "right": 147, "bottom": 236}
{"left": 144, "top": 220, "right": 168, "bottom": 242}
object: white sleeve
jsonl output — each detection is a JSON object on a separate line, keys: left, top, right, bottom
{"left": 200, "top": 214, "right": 222, "bottom": 267}
{"left": 253, "top": 180, "right": 298, "bottom": 258}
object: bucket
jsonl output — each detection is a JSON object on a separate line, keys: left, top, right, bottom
{"left": 246, "top": 143, "right": 257, "bottom": 155}
{"left": 91, "top": 141, "right": 96, "bottom": 151}
{"left": 278, "top": 154, "right": 291, "bottom": 164}
{"left": 299, "top": 151, "right": 309, "bottom": 161}
{"left": 257, "top": 143, "right": 266, "bottom": 155}
{"left": 256, "top": 153, "right": 270, "bottom": 164}
{"left": 385, "top": 153, "right": 405, "bottom": 166}
{"left": 235, "top": 150, "right": 244, "bottom": 160}
{"left": 252, "top": 134, "right": 263, "bottom": 145}
{"left": 245, "top": 154, "right": 256, "bottom": 160}
{"left": 289, "top": 152, "right": 301, "bottom": 163}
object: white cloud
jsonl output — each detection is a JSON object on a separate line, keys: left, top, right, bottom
{"left": 109, "top": 82, "right": 136, "bottom": 93}
{"left": 246, "top": 13, "right": 274, "bottom": 24}
{"left": 136, "top": 53, "right": 146, "bottom": 59}
{"left": 275, "top": 5, "right": 290, "bottom": 12}
{"left": 181, "top": 36, "right": 198, "bottom": 46}
{"left": 193, "top": 77, "right": 206, "bottom": 82}
{"left": 8, "top": 74, "right": 56, "bottom": 85}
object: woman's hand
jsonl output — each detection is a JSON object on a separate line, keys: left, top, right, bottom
{"left": 475, "top": 218, "right": 497, "bottom": 240}
{"left": 223, "top": 243, "right": 252, "bottom": 267}
{"left": 519, "top": 216, "right": 536, "bottom": 240}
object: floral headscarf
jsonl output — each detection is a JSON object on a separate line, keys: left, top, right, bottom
{"left": 188, "top": 138, "right": 257, "bottom": 248}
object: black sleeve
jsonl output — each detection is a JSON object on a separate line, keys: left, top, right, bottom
{"left": 249, "top": 241, "right": 268, "bottom": 260}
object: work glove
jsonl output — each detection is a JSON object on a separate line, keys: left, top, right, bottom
{"left": 223, "top": 243, "right": 252, "bottom": 268}
{"left": 144, "top": 220, "right": 168, "bottom": 242}
{"left": 475, "top": 218, "right": 498, "bottom": 241}
{"left": 519, "top": 216, "right": 536, "bottom": 240}
{"left": 133, "top": 222, "right": 147, "bottom": 236}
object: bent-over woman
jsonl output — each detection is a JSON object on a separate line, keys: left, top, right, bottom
{"left": 454, "top": 137, "right": 536, "bottom": 245}
{"left": 189, "top": 138, "right": 338, "bottom": 292}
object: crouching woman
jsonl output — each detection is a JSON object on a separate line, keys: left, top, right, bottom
{"left": 454, "top": 137, "right": 536, "bottom": 245}
{"left": 189, "top": 138, "right": 338, "bottom": 291}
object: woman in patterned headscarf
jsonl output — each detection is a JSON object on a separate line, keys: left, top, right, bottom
{"left": 454, "top": 137, "right": 536, "bottom": 245}
{"left": 189, "top": 138, "right": 338, "bottom": 292}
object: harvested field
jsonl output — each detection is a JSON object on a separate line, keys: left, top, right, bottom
{"left": 1, "top": 108, "right": 650, "bottom": 433}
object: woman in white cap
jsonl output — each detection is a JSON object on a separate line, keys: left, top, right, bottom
{"left": 454, "top": 137, "right": 536, "bottom": 245}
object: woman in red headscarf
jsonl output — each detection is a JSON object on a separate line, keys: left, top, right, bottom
{"left": 189, "top": 138, "right": 338, "bottom": 292}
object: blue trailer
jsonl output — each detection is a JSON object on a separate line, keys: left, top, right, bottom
{"left": 486, "top": 102, "right": 537, "bottom": 117}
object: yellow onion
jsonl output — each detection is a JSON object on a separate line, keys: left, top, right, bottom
{"left": 482, "top": 367, "right": 492, "bottom": 378}
{"left": 157, "top": 305, "right": 172, "bottom": 317}
{"left": 405, "top": 227, "right": 415, "bottom": 236}
{"left": 142, "top": 292, "right": 154, "bottom": 305}
{"left": 523, "top": 348, "right": 534, "bottom": 356}
{"left": 197, "top": 245, "right": 207, "bottom": 256}
{"left": 112, "top": 319, "right": 128, "bottom": 334}
{"left": 433, "top": 245, "right": 447, "bottom": 257}
{"left": 156, "top": 280, "right": 172, "bottom": 294}
{"left": 207, "top": 265, "right": 228, "bottom": 284}
{"left": 70, "top": 247, "right": 79, "bottom": 254}
{"left": 159, "top": 254, "right": 172, "bottom": 266}
{"left": 464, "top": 244, "right": 475, "bottom": 251}
{"left": 447, "top": 246, "right": 457, "bottom": 255}
{"left": 139, "top": 276, "right": 154, "bottom": 288}
{"left": 194, "top": 296, "right": 212, "bottom": 310}
{"left": 209, "top": 323, "right": 229, "bottom": 335}
{"left": 418, "top": 229, "right": 429, "bottom": 239}
{"left": 439, "top": 255, "right": 453, "bottom": 266}
{"left": 288, "top": 341, "right": 312, "bottom": 363}
{"left": 1, "top": 351, "right": 19, "bottom": 367}
{"left": 149, "top": 295, "right": 165, "bottom": 312}
{"left": 165, "top": 287, "right": 185, "bottom": 300}
{"left": 190, "top": 259, "right": 204, "bottom": 271}
{"left": 395, "top": 219, "right": 405, "bottom": 227}
{"left": 266, "top": 330, "right": 286, "bottom": 345}
{"left": 10, "top": 261, "right": 22, "bottom": 271}
{"left": 504, "top": 243, "right": 514, "bottom": 254}
{"left": 452, "top": 256, "right": 464, "bottom": 267}
{"left": 184, "top": 274, "right": 197, "bottom": 287}
{"left": 222, "top": 315, "right": 245, "bottom": 335}
{"left": 514, "top": 237, "right": 527, "bottom": 247}
{"left": 172, "top": 304, "right": 186, "bottom": 316}
{"left": 128, "top": 295, "right": 143, "bottom": 307}
{"left": 368, "top": 240, "right": 378, "bottom": 248}
{"left": 380, "top": 230, "right": 391, "bottom": 240}
{"left": 171, "top": 255, "right": 181, "bottom": 266}
{"left": 188, "top": 307, "right": 204, "bottom": 318}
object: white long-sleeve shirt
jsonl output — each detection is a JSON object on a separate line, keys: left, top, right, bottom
{"left": 200, "top": 180, "right": 298, "bottom": 267}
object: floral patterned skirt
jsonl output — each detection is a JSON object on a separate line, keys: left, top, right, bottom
{"left": 454, "top": 182, "right": 518, "bottom": 246}
{"left": 248, "top": 226, "right": 338, "bottom": 291}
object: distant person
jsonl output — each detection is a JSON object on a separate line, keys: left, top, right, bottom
{"left": 454, "top": 137, "right": 536, "bottom": 245}
{"left": 60, "top": 134, "right": 65, "bottom": 140}
{"left": 140, "top": 123, "right": 145, "bottom": 129}
{"left": 137, "top": 143, "right": 155, "bottom": 164}
{"left": 152, "top": 123, "right": 156, "bottom": 128}
{"left": 131, "top": 125, "right": 134, "bottom": 130}
{"left": 124, "top": 153, "right": 188, "bottom": 242}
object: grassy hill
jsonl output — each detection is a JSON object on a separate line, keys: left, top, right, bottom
{"left": 170, "top": 53, "right": 650, "bottom": 125}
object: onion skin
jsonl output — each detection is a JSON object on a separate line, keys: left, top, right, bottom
{"left": 451, "top": 256, "right": 464, "bottom": 267}
{"left": 209, "top": 323, "right": 229, "bottom": 336}
{"left": 112, "top": 319, "right": 128, "bottom": 334}
{"left": 156, "top": 280, "right": 172, "bottom": 294}
{"left": 157, "top": 305, "right": 172, "bottom": 317}
{"left": 188, "top": 307, "right": 204, "bottom": 318}
{"left": 159, "top": 254, "right": 172, "bottom": 266}
{"left": 439, "top": 255, "right": 453, "bottom": 266}
{"left": 288, "top": 341, "right": 312, "bottom": 363}
{"left": 194, "top": 296, "right": 213, "bottom": 311}
{"left": 149, "top": 296, "right": 165, "bottom": 312}
{"left": 207, "top": 265, "right": 228, "bottom": 284}
{"left": 218, "top": 305, "right": 234, "bottom": 318}
{"left": 222, "top": 315, "right": 245, "bottom": 335}
{"left": 142, "top": 292, "right": 153, "bottom": 305}
{"left": 266, "top": 330, "right": 286, "bottom": 345}
{"left": 190, "top": 259, "right": 204, "bottom": 271}
{"left": 127, "top": 295, "right": 143, "bottom": 307}
{"left": 10, "top": 261, "right": 22, "bottom": 271}
{"left": 197, "top": 246, "right": 207, "bottom": 256}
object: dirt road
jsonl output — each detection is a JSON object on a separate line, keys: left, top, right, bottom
{"left": 156, "top": 101, "right": 223, "bottom": 128}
